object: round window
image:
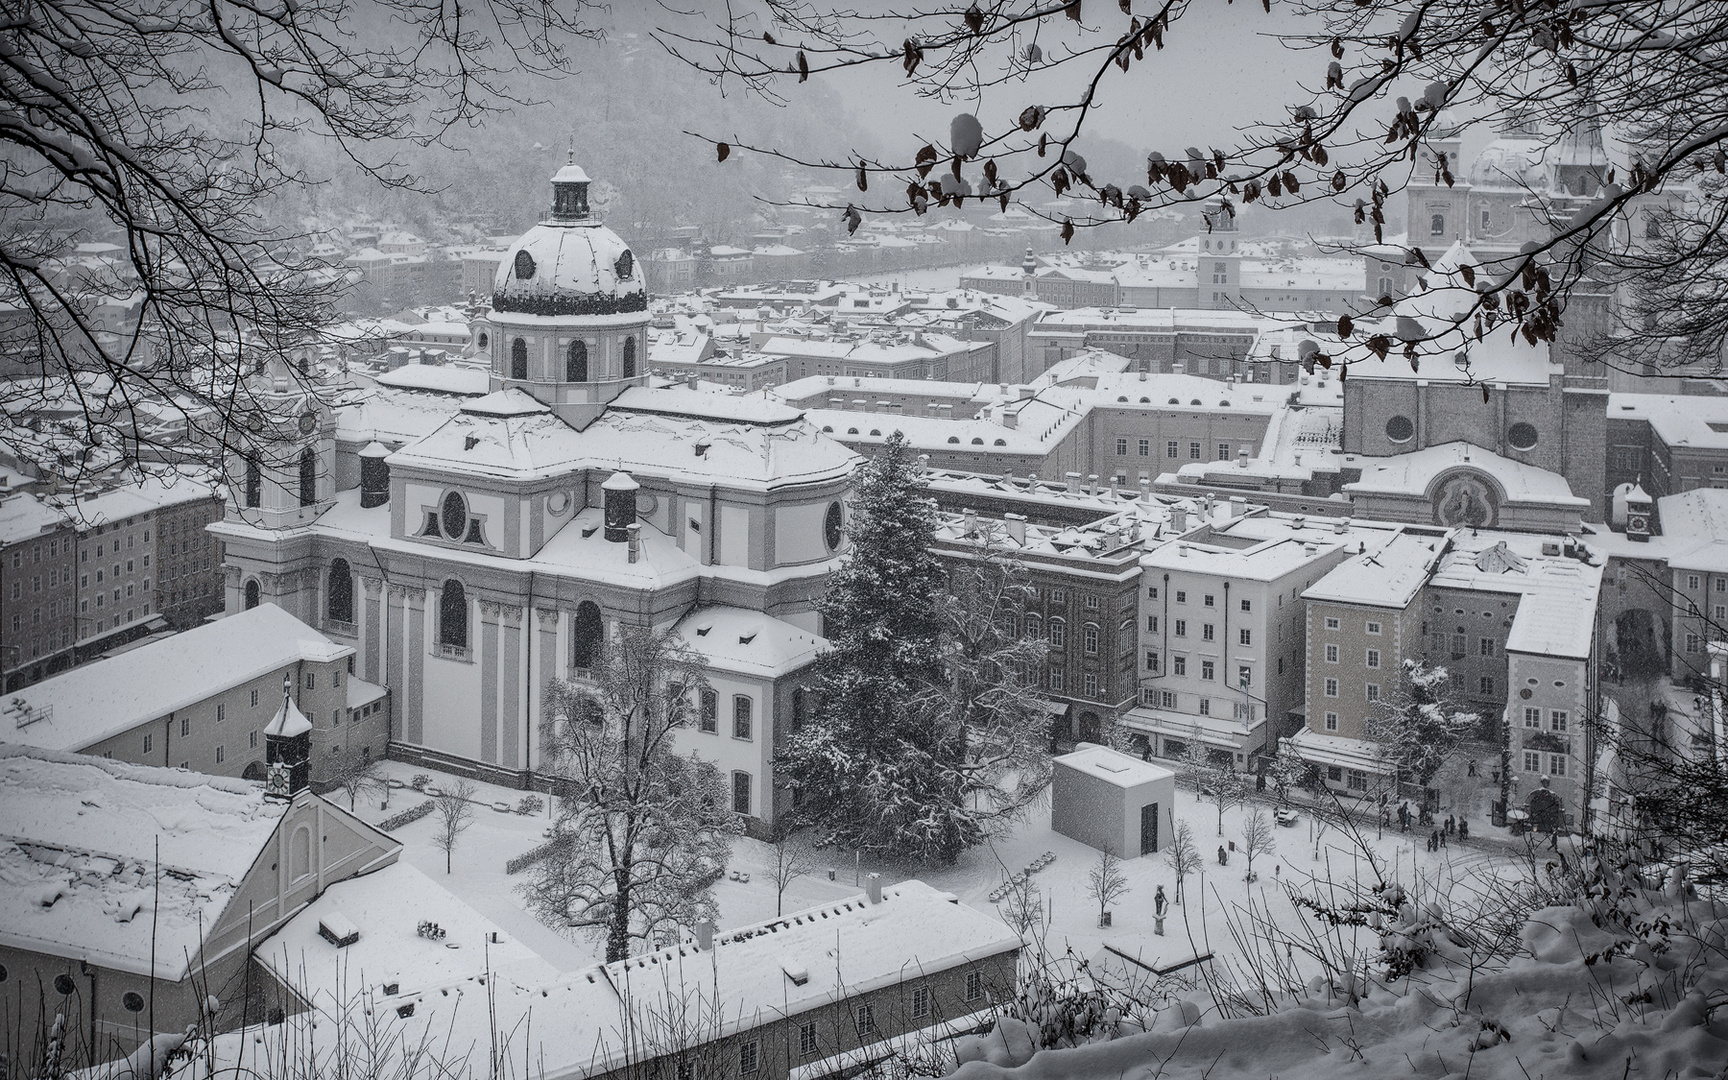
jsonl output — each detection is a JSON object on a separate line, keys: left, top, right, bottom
{"left": 441, "top": 491, "right": 467, "bottom": 538}
{"left": 513, "top": 250, "right": 536, "bottom": 280}
{"left": 546, "top": 490, "right": 570, "bottom": 516}
{"left": 298, "top": 410, "right": 317, "bottom": 435}
{"left": 824, "top": 501, "right": 843, "bottom": 551}
{"left": 477, "top": 332, "right": 489, "bottom": 349}
{"left": 614, "top": 250, "right": 635, "bottom": 279}
{"left": 636, "top": 492, "right": 658, "bottom": 515}
{"left": 123, "top": 991, "right": 145, "bottom": 1013}
{"left": 1385, "top": 415, "right": 1415, "bottom": 443}
{"left": 1507, "top": 422, "right": 1538, "bottom": 451}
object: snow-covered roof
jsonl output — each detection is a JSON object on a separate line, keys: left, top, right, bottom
{"left": 674, "top": 607, "right": 827, "bottom": 678}
{"left": 0, "top": 745, "right": 286, "bottom": 978}
{"left": 388, "top": 393, "right": 587, "bottom": 481}
{"left": 60, "top": 475, "right": 217, "bottom": 528}
{"left": 580, "top": 407, "right": 858, "bottom": 491}
{"left": 336, "top": 386, "right": 463, "bottom": 447}
{"left": 217, "top": 879, "right": 1019, "bottom": 1080}
{"left": 0, "top": 492, "right": 71, "bottom": 544}
{"left": 1055, "top": 744, "right": 1174, "bottom": 788}
{"left": 1, "top": 604, "right": 351, "bottom": 754}
{"left": 612, "top": 384, "right": 803, "bottom": 426}
{"left": 1302, "top": 527, "right": 1450, "bottom": 608}
{"left": 375, "top": 364, "right": 491, "bottom": 396}
{"left": 254, "top": 861, "right": 558, "bottom": 1005}
{"left": 1344, "top": 442, "right": 1589, "bottom": 508}
{"left": 1607, "top": 392, "right": 1728, "bottom": 451}
{"left": 1429, "top": 533, "right": 1603, "bottom": 660}
{"left": 1651, "top": 488, "right": 1728, "bottom": 573}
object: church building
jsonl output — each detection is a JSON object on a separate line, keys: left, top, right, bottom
{"left": 213, "top": 157, "right": 858, "bottom": 826}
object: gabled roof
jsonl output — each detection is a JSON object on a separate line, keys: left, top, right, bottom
{"left": 0, "top": 745, "right": 286, "bottom": 979}
{"left": 2, "top": 604, "right": 350, "bottom": 754}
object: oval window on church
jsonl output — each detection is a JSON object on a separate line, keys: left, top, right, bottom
{"left": 615, "top": 250, "right": 634, "bottom": 279}
{"left": 1507, "top": 422, "right": 1538, "bottom": 451}
{"left": 1386, "top": 415, "right": 1415, "bottom": 444}
{"left": 441, "top": 491, "right": 468, "bottom": 539}
{"left": 513, "top": 250, "right": 536, "bottom": 280}
{"left": 824, "top": 502, "right": 843, "bottom": 551}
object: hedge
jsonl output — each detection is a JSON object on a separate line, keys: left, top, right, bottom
{"left": 378, "top": 799, "right": 435, "bottom": 832}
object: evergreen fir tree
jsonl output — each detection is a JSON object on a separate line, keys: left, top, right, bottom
{"left": 778, "top": 433, "right": 1050, "bottom": 864}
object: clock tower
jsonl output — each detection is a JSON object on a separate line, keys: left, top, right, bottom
{"left": 226, "top": 344, "right": 337, "bottom": 531}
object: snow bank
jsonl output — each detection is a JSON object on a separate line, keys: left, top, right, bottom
{"left": 948, "top": 898, "right": 1728, "bottom": 1080}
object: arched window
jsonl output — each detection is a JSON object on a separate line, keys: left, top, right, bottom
{"left": 244, "top": 579, "right": 261, "bottom": 610}
{"left": 244, "top": 457, "right": 261, "bottom": 508}
{"left": 1430, "top": 213, "right": 1446, "bottom": 237}
{"left": 298, "top": 448, "right": 316, "bottom": 507}
{"left": 571, "top": 601, "right": 603, "bottom": 670}
{"left": 327, "top": 558, "right": 353, "bottom": 624}
{"left": 510, "top": 337, "right": 528, "bottom": 380}
{"left": 439, "top": 579, "right": 467, "bottom": 649}
{"left": 566, "top": 339, "right": 588, "bottom": 382}
{"left": 622, "top": 335, "right": 636, "bottom": 379}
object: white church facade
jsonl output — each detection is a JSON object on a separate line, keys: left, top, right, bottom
{"left": 213, "top": 159, "right": 857, "bottom": 826}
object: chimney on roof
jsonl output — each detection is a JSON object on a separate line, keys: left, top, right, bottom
{"left": 695, "top": 920, "right": 715, "bottom": 949}
{"left": 1178, "top": 542, "right": 1189, "bottom": 557}
{"left": 1065, "top": 471, "right": 1082, "bottom": 491}
{"left": 1001, "top": 409, "right": 1018, "bottom": 430}
{"left": 627, "top": 523, "right": 641, "bottom": 563}
{"left": 602, "top": 471, "right": 639, "bottom": 542}
{"left": 1334, "top": 517, "right": 1349, "bottom": 534}
{"left": 963, "top": 509, "right": 978, "bottom": 537}
{"left": 866, "top": 873, "right": 883, "bottom": 905}
{"left": 1004, "top": 512, "right": 1026, "bottom": 545}
{"left": 1169, "top": 506, "right": 1188, "bottom": 532}
{"left": 1304, "top": 542, "right": 1318, "bottom": 557}
{"left": 1229, "top": 496, "right": 1246, "bottom": 518}
{"left": 359, "top": 441, "right": 391, "bottom": 508}
{"left": 1088, "top": 474, "right": 1100, "bottom": 495}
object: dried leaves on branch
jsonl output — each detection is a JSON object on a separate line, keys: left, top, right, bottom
{"left": 665, "top": 0, "right": 1728, "bottom": 378}
{"left": 0, "top": 0, "right": 596, "bottom": 480}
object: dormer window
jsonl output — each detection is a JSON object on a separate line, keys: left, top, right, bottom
{"left": 615, "top": 250, "right": 634, "bottom": 279}
{"left": 513, "top": 250, "right": 536, "bottom": 280}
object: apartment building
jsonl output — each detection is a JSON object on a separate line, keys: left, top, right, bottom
{"left": 929, "top": 504, "right": 1169, "bottom": 742}
{"left": 0, "top": 493, "right": 79, "bottom": 690}
{"left": 71, "top": 477, "right": 225, "bottom": 652}
{"left": 1291, "top": 527, "right": 1453, "bottom": 794}
{"left": 1130, "top": 511, "right": 1402, "bottom": 769}
{"left": 1, "top": 604, "right": 389, "bottom": 787}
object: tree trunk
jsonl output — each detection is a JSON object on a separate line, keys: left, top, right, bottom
{"left": 607, "top": 864, "right": 632, "bottom": 963}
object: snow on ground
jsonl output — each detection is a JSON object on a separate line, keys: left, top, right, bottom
{"left": 357, "top": 760, "right": 1515, "bottom": 989}
{"left": 949, "top": 895, "right": 1728, "bottom": 1080}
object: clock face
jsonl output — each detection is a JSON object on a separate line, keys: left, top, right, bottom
{"left": 298, "top": 411, "right": 317, "bottom": 434}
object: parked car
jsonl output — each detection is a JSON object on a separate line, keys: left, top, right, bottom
{"left": 1275, "top": 808, "right": 1300, "bottom": 828}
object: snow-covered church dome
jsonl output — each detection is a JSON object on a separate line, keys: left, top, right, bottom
{"left": 491, "top": 154, "right": 646, "bottom": 317}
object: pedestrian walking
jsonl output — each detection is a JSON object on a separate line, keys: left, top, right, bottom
{"left": 1459, "top": 818, "right": 1468, "bottom": 840}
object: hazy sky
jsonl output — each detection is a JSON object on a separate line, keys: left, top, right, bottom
{"left": 803, "top": 3, "right": 1317, "bottom": 161}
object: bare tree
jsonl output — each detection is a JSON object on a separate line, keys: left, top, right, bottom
{"left": 325, "top": 751, "right": 386, "bottom": 813}
{"left": 1164, "top": 820, "right": 1201, "bottom": 907}
{"left": 0, "top": 0, "right": 598, "bottom": 480}
{"left": 1086, "top": 849, "right": 1130, "bottom": 927}
{"left": 432, "top": 779, "right": 476, "bottom": 875}
{"left": 766, "top": 819, "right": 815, "bottom": 917}
{"left": 1240, "top": 808, "right": 1277, "bottom": 883}
{"left": 1182, "top": 733, "right": 1244, "bottom": 835}
{"left": 662, "top": 1, "right": 1728, "bottom": 383}
{"left": 523, "top": 624, "right": 738, "bottom": 962}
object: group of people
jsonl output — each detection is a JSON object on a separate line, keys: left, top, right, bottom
{"left": 1424, "top": 813, "right": 1468, "bottom": 851}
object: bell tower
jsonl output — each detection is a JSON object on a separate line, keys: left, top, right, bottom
{"left": 227, "top": 344, "right": 336, "bottom": 530}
